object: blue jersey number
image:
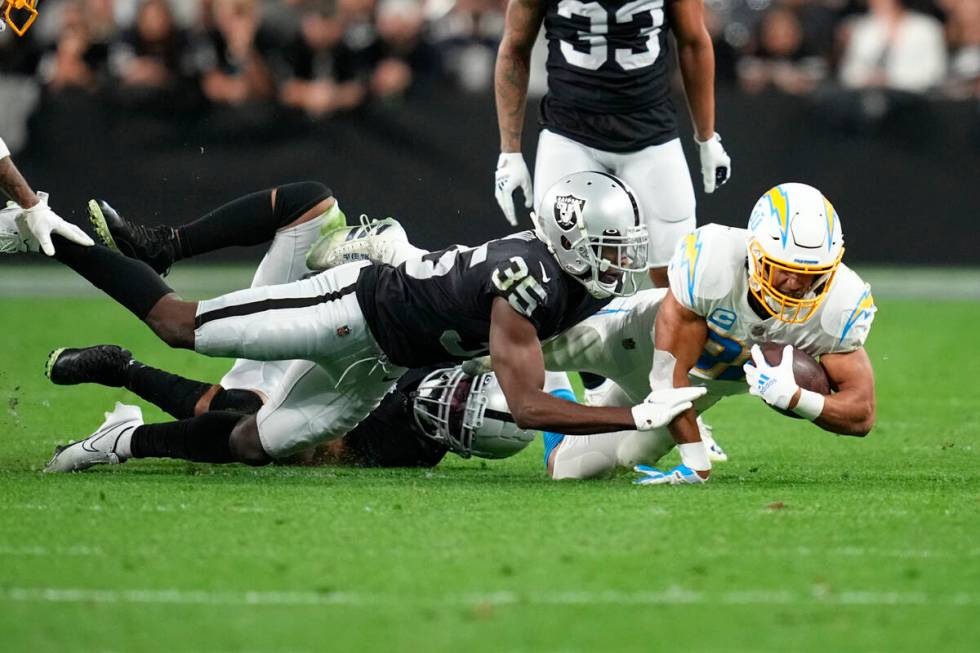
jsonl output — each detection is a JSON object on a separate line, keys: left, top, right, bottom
{"left": 694, "top": 328, "right": 749, "bottom": 381}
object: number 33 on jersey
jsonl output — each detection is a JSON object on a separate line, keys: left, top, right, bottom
{"left": 544, "top": 0, "right": 672, "bottom": 112}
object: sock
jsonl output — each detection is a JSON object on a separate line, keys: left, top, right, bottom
{"left": 124, "top": 361, "right": 213, "bottom": 419}
{"left": 176, "top": 182, "right": 331, "bottom": 259}
{"left": 124, "top": 362, "right": 264, "bottom": 419}
{"left": 129, "top": 411, "right": 243, "bottom": 462}
{"left": 52, "top": 238, "right": 173, "bottom": 320}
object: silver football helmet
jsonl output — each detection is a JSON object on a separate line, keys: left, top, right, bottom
{"left": 533, "top": 171, "right": 649, "bottom": 298}
{"left": 412, "top": 368, "right": 534, "bottom": 459}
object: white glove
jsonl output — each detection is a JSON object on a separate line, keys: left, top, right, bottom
{"left": 631, "top": 386, "right": 707, "bottom": 431}
{"left": 696, "top": 133, "right": 731, "bottom": 194}
{"left": 15, "top": 192, "right": 94, "bottom": 256}
{"left": 494, "top": 152, "right": 533, "bottom": 227}
{"left": 742, "top": 344, "right": 798, "bottom": 410}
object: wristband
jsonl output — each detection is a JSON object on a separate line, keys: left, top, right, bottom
{"left": 678, "top": 442, "right": 711, "bottom": 472}
{"left": 792, "top": 389, "right": 825, "bottom": 421}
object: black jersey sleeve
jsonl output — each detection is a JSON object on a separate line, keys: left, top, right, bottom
{"left": 485, "top": 250, "right": 562, "bottom": 331}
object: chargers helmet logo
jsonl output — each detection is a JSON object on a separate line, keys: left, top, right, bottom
{"left": 553, "top": 195, "right": 585, "bottom": 231}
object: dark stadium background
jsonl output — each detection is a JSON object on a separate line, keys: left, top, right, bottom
{"left": 1, "top": 0, "right": 978, "bottom": 265}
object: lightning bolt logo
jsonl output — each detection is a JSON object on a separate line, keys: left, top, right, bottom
{"left": 765, "top": 186, "right": 790, "bottom": 248}
{"left": 839, "top": 286, "right": 875, "bottom": 345}
{"left": 680, "top": 231, "right": 702, "bottom": 306}
{"left": 822, "top": 196, "right": 837, "bottom": 251}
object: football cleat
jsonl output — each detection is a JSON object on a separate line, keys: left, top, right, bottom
{"left": 306, "top": 215, "right": 407, "bottom": 271}
{"left": 0, "top": 201, "right": 40, "bottom": 254}
{"left": 46, "top": 345, "right": 133, "bottom": 387}
{"left": 698, "top": 416, "right": 728, "bottom": 463}
{"left": 317, "top": 202, "right": 348, "bottom": 236}
{"left": 44, "top": 403, "right": 143, "bottom": 473}
{"left": 88, "top": 199, "right": 178, "bottom": 275}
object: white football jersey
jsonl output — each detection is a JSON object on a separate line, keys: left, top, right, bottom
{"left": 667, "top": 224, "right": 876, "bottom": 394}
{"left": 542, "top": 288, "right": 665, "bottom": 404}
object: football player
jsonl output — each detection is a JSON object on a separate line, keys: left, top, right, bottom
{"left": 46, "top": 344, "right": 566, "bottom": 467}
{"left": 493, "top": 0, "right": 730, "bottom": 288}
{"left": 548, "top": 182, "right": 877, "bottom": 483}
{"left": 32, "top": 172, "right": 704, "bottom": 472}
{"left": 313, "top": 182, "right": 877, "bottom": 484}
{"left": 43, "top": 198, "right": 569, "bottom": 468}
{"left": 0, "top": 134, "right": 93, "bottom": 257}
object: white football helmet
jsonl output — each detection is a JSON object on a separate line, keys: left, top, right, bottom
{"left": 412, "top": 368, "right": 534, "bottom": 459}
{"left": 746, "top": 183, "right": 845, "bottom": 323}
{"left": 533, "top": 171, "right": 649, "bottom": 298}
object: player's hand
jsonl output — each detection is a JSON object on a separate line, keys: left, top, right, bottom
{"left": 696, "top": 133, "right": 731, "bottom": 194}
{"left": 16, "top": 193, "right": 94, "bottom": 256}
{"left": 633, "top": 464, "right": 707, "bottom": 486}
{"left": 743, "top": 344, "right": 798, "bottom": 410}
{"left": 631, "top": 386, "right": 707, "bottom": 430}
{"left": 494, "top": 152, "right": 533, "bottom": 227}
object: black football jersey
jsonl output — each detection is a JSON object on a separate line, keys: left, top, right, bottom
{"left": 355, "top": 232, "right": 610, "bottom": 368}
{"left": 540, "top": 0, "right": 678, "bottom": 151}
{"left": 339, "top": 367, "right": 448, "bottom": 468}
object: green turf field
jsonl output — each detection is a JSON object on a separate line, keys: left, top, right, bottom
{"left": 1, "top": 266, "right": 978, "bottom": 652}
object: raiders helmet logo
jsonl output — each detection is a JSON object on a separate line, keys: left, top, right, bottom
{"left": 553, "top": 195, "right": 585, "bottom": 231}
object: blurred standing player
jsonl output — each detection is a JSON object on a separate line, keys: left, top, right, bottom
{"left": 0, "top": 135, "right": 93, "bottom": 256}
{"left": 494, "top": 0, "right": 730, "bottom": 288}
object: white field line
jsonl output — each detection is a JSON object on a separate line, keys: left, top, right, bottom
{"left": 0, "top": 586, "right": 977, "bottom": 608}
{"left": 2, "top": 540, "right": 975, "bottom": 561}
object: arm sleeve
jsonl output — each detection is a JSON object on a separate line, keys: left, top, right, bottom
{"left": 0, "top": 136, "right": 10, "bottom": 160}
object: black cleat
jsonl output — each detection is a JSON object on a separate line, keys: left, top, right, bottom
{"left": 46, "top": 345, "right": 134, "bottom": 387}
{"left": 88, "top": 199, "right": 178, "bottom": 275}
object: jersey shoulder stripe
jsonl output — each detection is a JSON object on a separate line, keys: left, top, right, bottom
{"left": 818, "top": 265, "right": 876, "bottom": 351}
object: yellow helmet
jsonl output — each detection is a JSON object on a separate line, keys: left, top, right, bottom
{"left": 746, "top": 183, "right": 844, "bottom": 323}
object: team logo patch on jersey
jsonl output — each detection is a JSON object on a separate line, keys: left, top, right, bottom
{"left": 553, "top": 195, "right": 585, "bottom": 231}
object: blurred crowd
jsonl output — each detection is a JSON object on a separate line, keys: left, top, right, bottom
{"left": 0, "top": 0, "right": 977, "bottom": 127}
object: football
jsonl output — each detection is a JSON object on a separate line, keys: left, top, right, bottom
{"left": 758, "top": 342, "right": 832, "bottom": 418}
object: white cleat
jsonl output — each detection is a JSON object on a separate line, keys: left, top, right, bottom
{"left": 698, "top": 416, "right": 728, "bottom": 462}
{"left": 0, "top": 202, "right": 40, "bottom": 254}
{"left": 44, "top": 403, "right": 143, "bottom": 473}
{"left": 305, "top": 215, "right": 407, "bottom": 271}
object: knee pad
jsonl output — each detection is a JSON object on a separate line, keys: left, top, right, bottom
{"left": 551, "top": 435, "right": 618, "bottom": 480}
{"left": 273, "top": 182, "right": 333, "bottom": 228}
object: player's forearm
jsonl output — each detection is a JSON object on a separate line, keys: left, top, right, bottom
{"left": 0, "top": 156, "right": 40, "bottom": 208}
{"left": 495, "top": 43, "right": 532, "bottom": 152}
{"left": 677, "top": 33, "right": 716, "bottom": 141}
{"left": 510, "top": 388, "right": 637, "bottom": 434}
{"left": 810, "top": 391, "right": 875, "bottom": 437}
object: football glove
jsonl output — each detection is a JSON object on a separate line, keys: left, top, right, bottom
{"left": 16, "top": 192, "right": 94, "bottom": 256}
{"left": 494, "top": 152, "right": 533, "bottom": 227}
{"left": 743, "top": 344, "right": 798, "bottom": 411}
{"left": 631, "top": 386, "right": 707, "bottom": 431}
{"left": 696, "top": 133, "right": 731, "bottom": 194}
{"left": 633, "top": 464, "right": 706, "bottom": 486}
